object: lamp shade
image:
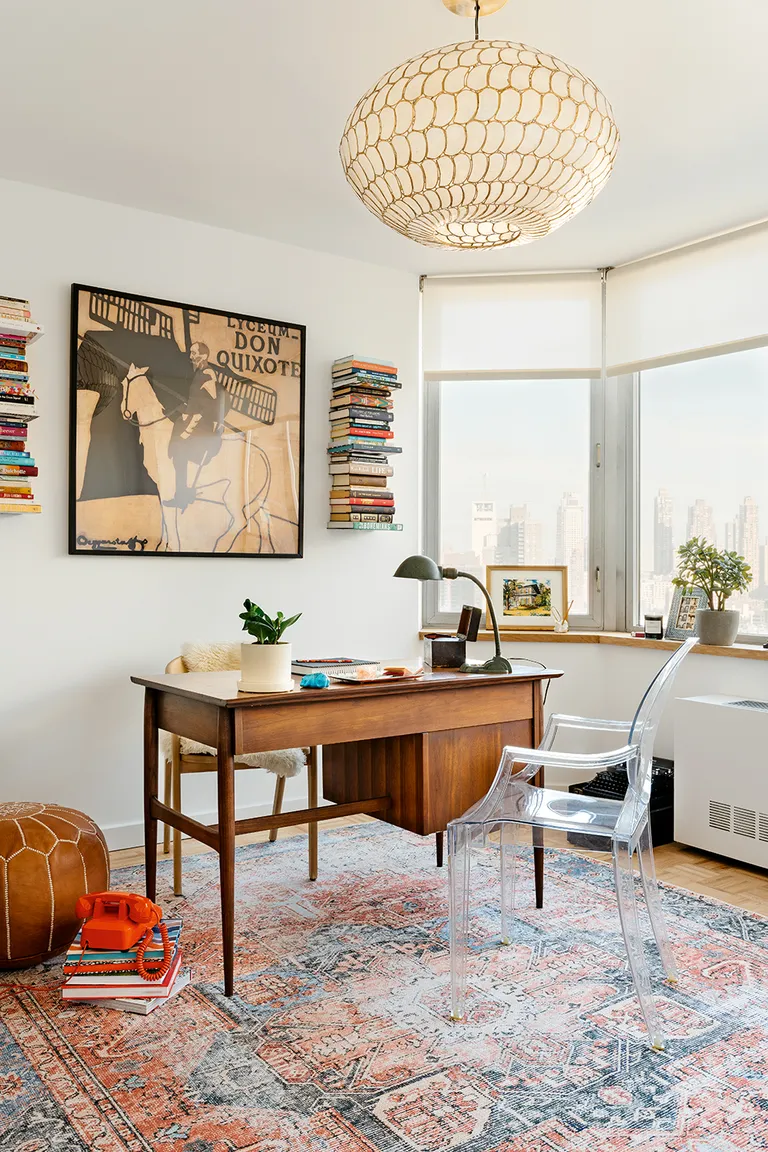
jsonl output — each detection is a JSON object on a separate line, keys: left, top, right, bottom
{"left": 393, "top": 554, "right": 443, "bottom": 581}
{"left": 340, "top": 39, "right": 618, "bottom": 250}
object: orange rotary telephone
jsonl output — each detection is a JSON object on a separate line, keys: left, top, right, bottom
{"left": 74, "top": 892, "right": 172, "bottom": 981}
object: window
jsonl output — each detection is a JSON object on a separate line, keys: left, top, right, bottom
{"left": 426, "top": 378, "right": 597, "bottom": 624}
{"left": 637, "top": 346, "right": 768, "bottom": 636}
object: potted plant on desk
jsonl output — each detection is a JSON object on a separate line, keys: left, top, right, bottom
{"left": 672, "top": 537, "right": 751, "bottom": 646}
{"left": 238, "top": 600, "right": 302, "bottom": 692}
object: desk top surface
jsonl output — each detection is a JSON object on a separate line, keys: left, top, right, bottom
{"left": 131, "top": 666, "right": 564, "bottom": 708}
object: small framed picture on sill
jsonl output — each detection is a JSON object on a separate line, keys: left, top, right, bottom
{"left": 665, "top": 586, "right": 707, "bottom": 640}
{"left": 486, "top": 565, "right": 568, "bottom": 631}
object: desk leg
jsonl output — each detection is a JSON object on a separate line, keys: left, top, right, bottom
{"left": 308, "top": 746, "right": 318, "bottom": 881}
{"left": 217, "top": 709, "right": 236, "bottom": 997}
{"left": 435, "top": 831, "right": 444, "bottom": 868}
{"left": 143, "top": 688, "right": 159, "bottom": 903}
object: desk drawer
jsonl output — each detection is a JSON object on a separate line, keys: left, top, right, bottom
{"left": 234, "top": 680, "right": 534, "bottom": 754}
{"left": 323, "top": 718, "right": 534, "bottom": 835}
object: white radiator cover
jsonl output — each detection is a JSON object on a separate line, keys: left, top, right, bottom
{"left": 674, "top": 695, "right": 768, "bottom": 868}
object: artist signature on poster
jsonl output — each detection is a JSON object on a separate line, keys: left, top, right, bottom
{"left": 77, "top": 534, "right": 148, "bottom": 552}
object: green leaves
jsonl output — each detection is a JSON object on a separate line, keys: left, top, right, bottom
{"left": 672, "top": 537, "right": 752, "bottom": 610}
{"left": 239, "top": 600, "right": 302, "bottom": 644}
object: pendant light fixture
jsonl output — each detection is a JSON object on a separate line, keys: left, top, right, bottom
{"left": 340, "top": 0, "right": 618, "bottom": 250}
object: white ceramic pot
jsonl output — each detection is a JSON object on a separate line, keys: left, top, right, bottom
{"left": 238, "top": 642, "right": 293, "bottom": 693}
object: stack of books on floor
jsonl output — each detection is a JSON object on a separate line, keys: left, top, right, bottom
{"left": 60, "top": 918, "right": 189, "bottom": 1014}
{"left": 328, "top": 354, "right": 402, "bottom": 531}
{"left": 0, "top": 294, "right": 41, "bottom": 515}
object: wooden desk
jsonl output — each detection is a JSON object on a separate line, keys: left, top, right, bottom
{"left": 132, "top": 667, "right": 563, "bottom": 995}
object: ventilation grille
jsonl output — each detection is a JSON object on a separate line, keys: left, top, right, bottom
{"left": 709, "top": 800, "right": 768, "bottom": 842}
{"left": 734, "top": 807, "right": 757, "bottom": 838}
{"left": 709, "top": 801, "right": 731, "bottom": 832}
{"left": 729, "top": 699, "right": 768, "bottom": 710}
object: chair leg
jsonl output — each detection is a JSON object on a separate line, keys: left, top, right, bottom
{"left": 637, "top": 821, "right": 678, "bottom": 982}
{"left": 163, "top": 759, "right": 172, "bottom": 855}
{"left": 435, "top": 831, "right": 444, "bottom": 868}
{"left": 269, "top": 775, "right": 286, "bottom": 843}
{"left": 613, "top": 840, "right": 664, "bottom": 1050}
{"left": 172, "top": 755, "right": 183, "bottom": 897}
{"left": 500, "top": 823, "right": 517, "bottom": 945}
{"left": 307, "top": 747, "right": 318, "bottom": 881}
{"left": 532, "top": 828, "right": 544, "bottom": 909}
{"left": 449, "top": 822, "right": 472, "bottom": 1022}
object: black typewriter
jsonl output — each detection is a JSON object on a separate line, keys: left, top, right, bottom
{"left": 567, "top": 757, "right": 674, "bottom": 849}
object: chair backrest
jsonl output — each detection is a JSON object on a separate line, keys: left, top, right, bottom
{"left": 628, "top": 636, "right": 697, "bottom": 803}
{"left": 166, "top": 656, "right": 186, "bottom": 674}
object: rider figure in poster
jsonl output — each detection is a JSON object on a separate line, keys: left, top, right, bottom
{"left": 165, "top": 342, "right": 225, "bottom": 509}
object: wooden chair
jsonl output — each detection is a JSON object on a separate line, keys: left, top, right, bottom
{"left": 162, "top": 655, "right": 318, "bottom": 895}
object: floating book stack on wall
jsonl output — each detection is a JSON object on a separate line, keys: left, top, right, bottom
{"left": 327, "top": 354, "right": 402, "bottom": 531}
{"left": 0, "top": 294, "right": 43, "bottom": 515}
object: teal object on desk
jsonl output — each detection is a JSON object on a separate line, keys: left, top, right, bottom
{"left": 300, "top": 672, "right": 330, "bottom": 689}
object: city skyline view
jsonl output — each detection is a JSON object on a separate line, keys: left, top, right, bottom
{"left": 639, "top": 347, "right": 768, "bottom": 634}
{"left": 437, "top": 348, "right": 768, "bottom": 633}
{"left": 439, "top": 378, "right": 590, "bottom": 616}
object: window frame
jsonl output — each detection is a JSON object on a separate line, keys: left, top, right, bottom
{"left": 626, "top": 345, "right": 768, "bottom": 644}
{"left": 422, "top": 371, "right": 606, "bottom": 631}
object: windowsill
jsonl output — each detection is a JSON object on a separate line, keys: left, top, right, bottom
{"left": 418, "top": 629, "right": 768, "bottom": 661}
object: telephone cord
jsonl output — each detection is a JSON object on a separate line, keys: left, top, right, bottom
{"left": 136, "top": 920, "right": 173, "bottom": 982}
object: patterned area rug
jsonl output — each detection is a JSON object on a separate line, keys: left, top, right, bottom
{"left": 2, "top": 823, "right": 768, "bottom": 1151}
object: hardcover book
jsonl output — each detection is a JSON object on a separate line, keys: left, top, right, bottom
{"left": 327, "top": 521, "right": 403, "bottom": 531}
{"left": 330, "top": 488, "right": 394, "bottom": 500}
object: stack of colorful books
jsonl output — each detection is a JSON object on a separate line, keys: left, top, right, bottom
{"left": 0, "top": 294, "right": 41, "bottom": 515}
{"left": 60, "top": 918, "right": 189, "bottom": 1014}
{"left": 328, "top": 354, "right": 402, "bottom": 531}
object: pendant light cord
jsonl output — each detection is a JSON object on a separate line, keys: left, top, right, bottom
{"left": 474, "top": 0, "right": 480, "bottom": 39}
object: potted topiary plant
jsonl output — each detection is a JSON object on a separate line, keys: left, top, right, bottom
{"left": 237, "top": 600, "right": 302, "bottom": 692}
{"left": 672, "top": 537, "right": 752, "bottom": 646}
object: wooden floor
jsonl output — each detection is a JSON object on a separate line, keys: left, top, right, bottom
{"left": 111, "top": 816, "right": 768, "bottom": 918}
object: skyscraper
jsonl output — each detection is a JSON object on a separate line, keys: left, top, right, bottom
{"left": 686, "top": 499, "right": 716, "bottom": 546}
{"left": 653, "top": 489, "right": 674, "bottom": 574}
{"left": 471, "top": 501, "right": 497, "bottom": 565}
{"left": 737, "top": 496, "right": 759, "bottom": 589}
{"left": 496, "top": 504, "right": 543, "bottom": 565}
{"left": 556, "top": 492, "right": 586, "bottom": 609}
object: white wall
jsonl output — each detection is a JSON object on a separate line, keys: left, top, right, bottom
{"left": 0, "top": 178, "right": 421, "bottom": 848}
{"left": 471, "top": 638, "right": 768, "bottom": 786}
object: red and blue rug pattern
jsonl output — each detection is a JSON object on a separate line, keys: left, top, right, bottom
{"left": 2, "top": 822, "right": 768, "bottom": 1150}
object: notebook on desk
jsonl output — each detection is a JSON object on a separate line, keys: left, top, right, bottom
{"left": 291, "top": 657, "right": 379, "bottom": 674}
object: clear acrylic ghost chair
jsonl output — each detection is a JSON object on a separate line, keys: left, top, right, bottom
{"left": 448, "top": 636, "right": 697, "bottom": 1051}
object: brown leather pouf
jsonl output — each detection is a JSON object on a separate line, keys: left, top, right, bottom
{"left": 0, "top": 802, "right": 110, "bottom": 969}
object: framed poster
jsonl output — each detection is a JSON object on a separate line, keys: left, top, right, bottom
{"left": 486, "top": 565, "right": 568, "bottom": 631}
{"left": 69, "top": 284, "right": 305, "bottom": 556}
{"left": 665, "top": 586, "right": 707, "bottom": 639}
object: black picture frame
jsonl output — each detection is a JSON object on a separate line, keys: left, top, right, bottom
{"left": 665, "top": 586, "right": 707, "bottom": 639}
{"left": 69, "top": 284, "right": 305, "bottom": 557}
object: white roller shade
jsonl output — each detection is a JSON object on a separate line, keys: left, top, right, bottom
{"left": 607, "top": 224, "right": 768, "bottom": 373}
{"left": 422, "top": 273, "right": 603, "bottom": 377}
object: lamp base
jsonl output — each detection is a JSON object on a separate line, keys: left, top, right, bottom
{"left": 460, "top": 655, "right": 514, "bottom": 675}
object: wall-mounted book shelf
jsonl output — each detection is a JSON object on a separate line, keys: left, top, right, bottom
{"left": 327, "top": 354, "right": 402, "bottom": 532}
{"left": 0, "top": 297, "right": 42, "bottom": 514}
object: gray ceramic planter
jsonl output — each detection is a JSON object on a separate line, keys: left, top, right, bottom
{"left": 694, "top": 608, "right": 740, "bottom": 646}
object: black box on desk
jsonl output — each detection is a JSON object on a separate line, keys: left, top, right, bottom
{"left": 423, "top": 635, "right": 466, "bottom": 668}
{"left": 423, "top": 604, "right": 481, "bottom": 669}
{"left": 566, "top": 757, "right": 674, "bottom": 849}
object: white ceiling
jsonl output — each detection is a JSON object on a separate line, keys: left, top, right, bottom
{"left": 5, "top": 0, "right": 767, "bottom": 274}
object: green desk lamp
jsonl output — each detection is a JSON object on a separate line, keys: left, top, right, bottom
{"left": 394, "top": 554, "right": 513, "bottom": 674}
